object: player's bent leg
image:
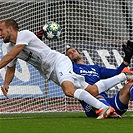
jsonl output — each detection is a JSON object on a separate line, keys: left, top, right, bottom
{"left": 61, "top": 78, "right": 119, "bottom": 119}
{"left": 62, "top": 81, "right": 116, "bottom": 119}
{"left": 119, "top": 83, "right": 132, "bottom": 104}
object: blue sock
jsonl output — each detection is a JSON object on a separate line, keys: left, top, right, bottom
{"left": 130, "top": 85, "right": 133, "bottom": 101}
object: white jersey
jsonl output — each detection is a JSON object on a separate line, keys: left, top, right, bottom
{"left": 7, "top": 30, "right": 62, "bottom": 79}
{"left": 7, "top": 30, "right": 88, "bottom": 89}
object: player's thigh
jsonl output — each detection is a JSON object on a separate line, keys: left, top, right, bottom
{"left": 119, "top": 83, "right": 132, "bottom": 103}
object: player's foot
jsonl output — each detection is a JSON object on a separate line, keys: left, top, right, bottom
{"left": 124, "top": 72, "right": 133, "bottom": 80}
{"left": 96, "top": 106, "right": 114, "bottom": 120}
{"left": 109, "top": 111, "right": 121, "bottom": 118}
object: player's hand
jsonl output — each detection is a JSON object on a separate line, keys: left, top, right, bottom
{"left": 127, "top": 40, "right": 133, "bottom": 48}
{"left": 1, "top": 85, "right": 9, "bottom": 97}
{"left": 122, "top": 40, "right": 133, "bottom": 64}
{"left": 36, "top": 29, "right": 44, "bottom": 40}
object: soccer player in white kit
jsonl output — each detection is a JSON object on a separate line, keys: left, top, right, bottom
{"left": 0, "top": 18, "right": 132, "bottom": 119}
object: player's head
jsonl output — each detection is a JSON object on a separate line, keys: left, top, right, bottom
{"left": 0, "top": 18, "right": 19, "bottom": 43}
{"left": 66, "top": 47, "right": 82, "bottom": 62}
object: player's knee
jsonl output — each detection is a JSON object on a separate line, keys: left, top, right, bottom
{"left": 85, "top": 87, "right": 98, "bottom": 96}
{"left": 63, "top": 89, "right": 74, "bottom": 97}
{"left": 61, "top": 81, "right": 75, "bottom": 97}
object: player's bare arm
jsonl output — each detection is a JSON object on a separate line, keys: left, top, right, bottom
{"left": 1, "top": 65, "right": 15, "bottom": 96}
{"left": 0, "top": 44, "right": 24, "bottom": 96}
{"left": 0, "top": 44, "right": 25, "bottom": 69}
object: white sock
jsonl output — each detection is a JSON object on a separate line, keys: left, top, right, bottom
{"left": 74, "top": 89, "right": 108, "bottom": 109}
{"left": 117, "top": 73, "right": 127, "bottom": 81}
{"left": 95, "top": 73, "right": 126, "bottom": 93}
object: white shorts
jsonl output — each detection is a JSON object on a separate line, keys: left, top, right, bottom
{"left": 49, "top": 55, "right": 88, "bottom": 90}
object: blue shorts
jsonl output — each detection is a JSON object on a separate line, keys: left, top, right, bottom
{"left": 80, "top": 92, "right": 128, "bottom": 117}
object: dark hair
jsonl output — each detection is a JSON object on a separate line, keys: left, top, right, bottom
{"left": 1, "top": 18, "right": 19, "bottom": 31}
{"left": 66, "top": 47, "right": 72, "bottom": 53}
{"left": 66, "top": 47, "right": 81, "bottom": 54}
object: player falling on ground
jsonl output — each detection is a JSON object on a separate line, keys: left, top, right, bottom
{"left": 66, "top": 46, "right": 133, "bottom": 118}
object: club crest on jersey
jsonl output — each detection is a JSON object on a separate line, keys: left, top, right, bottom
{"left": 59, "top": 72, "right": 63, "bottom": 76}
{"left": 84, "top": 104, "right": 92, "bottom": 112}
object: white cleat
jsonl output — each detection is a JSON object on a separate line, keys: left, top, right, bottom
{"left": 124, "top": 72, "right": 133, "bottom": 80}
{"left": 96, "top": 106, "right": 115, "bottom": 120}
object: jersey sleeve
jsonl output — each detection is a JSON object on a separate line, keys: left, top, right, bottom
{"left": 16, "top": 30, "right": 34, "bottom": 46}
{"left": 99, "top": 62, "right": 127, "bottom": 79}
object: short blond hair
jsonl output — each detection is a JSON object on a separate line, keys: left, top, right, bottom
{"left": 1, "top": 18, "right": 19, "bottom": 31}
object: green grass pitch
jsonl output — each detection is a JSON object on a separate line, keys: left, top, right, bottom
{"left": 0, "top": 112, "right": 133, "bottom": 133}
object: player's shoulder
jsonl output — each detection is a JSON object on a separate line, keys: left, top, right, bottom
{"left": 19, "top": 30, "right": 33, "bottom": 34}
{"left": 18, "top": 30, "right": 36, "bottom": 38}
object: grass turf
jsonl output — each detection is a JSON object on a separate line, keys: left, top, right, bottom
{"left": 0, "top": 112, "right": 133, "bottom": 133}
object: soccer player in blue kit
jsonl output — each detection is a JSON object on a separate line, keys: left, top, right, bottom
{"left": 66, "top": 45, "right": 133, "bottom": 118}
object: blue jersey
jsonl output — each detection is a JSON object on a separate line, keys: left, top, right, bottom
{"left": 72, "top": 62, "right": 128, "bottom": 117}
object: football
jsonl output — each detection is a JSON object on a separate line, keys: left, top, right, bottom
{"left": 43, "top": 21, "right": 61, "bottom": 40}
